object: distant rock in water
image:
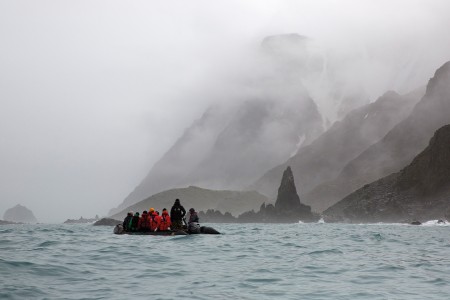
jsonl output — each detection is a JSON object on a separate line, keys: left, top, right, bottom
{"left": 3, "top": 204, "right": 37, "bottom": 223}
{"left": 324, "top": 124, "right": 450, "bottom": 223}
{"left": 275, "top": 166, "right": 302, "bottom": 212}
{"left": 239, "top": 166, "right": 318, "bottom": 223}
{"left": 64, "top": 215, "right": 100, "bottom": 224}
{"left": 93, "top": 218, "right": 121, "bottom": 226}
{"left": 198, "top": 209, "right": 237, "bottom": 223}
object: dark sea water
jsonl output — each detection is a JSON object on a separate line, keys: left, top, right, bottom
{"left": 1, "top": 222, "right": 449, "bottom": 300}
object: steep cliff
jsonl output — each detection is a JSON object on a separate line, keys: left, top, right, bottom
{"left": 323, "top": 125, "right": 450, "bottom": 223}
{"left": 251, "top": 88, "right": 422, "bottom": 203}
{"left": 305, "top": 61, "right": 450, "bottom": 212}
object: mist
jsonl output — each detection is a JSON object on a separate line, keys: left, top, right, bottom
{"left": 1, "top": 0, "right": 450, "bottom": 223}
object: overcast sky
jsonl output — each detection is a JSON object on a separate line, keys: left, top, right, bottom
{"left": 1, "top": 0, "right": 449, "bottom": 223}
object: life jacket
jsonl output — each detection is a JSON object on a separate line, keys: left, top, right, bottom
{"left": 149, "top": 212, "right": 161, "bottom": 231}
{"left": 159, "top": 212, "right": 171, "bottom": 231}
{"left": 139, "top": 213, "right": 151, "bottom": 230}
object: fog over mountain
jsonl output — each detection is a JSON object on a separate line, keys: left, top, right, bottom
{"left": 1, "top": 1, "right": 450, "bottom": 222}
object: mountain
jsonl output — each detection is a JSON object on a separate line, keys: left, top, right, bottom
{"left": 305, "top": 61, "right": 450, "bottom": 212}
{"left": 110, "top": 186, "right": 270, "bottom": 220}
{"left": 3, "top": 204, "right": 38, "bottom": 223}
{"left": 323, "top": 124, "right": 450, "bottom": 223}
{"left": 250, "top": 88, "right": 423, "bottom": 204}
{"left": 109, "top": 34, "right": 327, "bottom": 216}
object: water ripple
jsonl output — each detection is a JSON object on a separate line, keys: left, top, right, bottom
{"left": 0, "top": 223, "right": 449, "bottom": 299}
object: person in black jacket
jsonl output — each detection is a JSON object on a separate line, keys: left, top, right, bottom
{"left": 170, "top": 199, "right": 186, "bottom": 230}
{"left": 122, "top": 211, "right": 133, "bottom": 232}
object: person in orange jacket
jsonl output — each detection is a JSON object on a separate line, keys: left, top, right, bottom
{"left": 148, "top": 208, "right": 161, "bottom": 232}
{"left": 138, "top": 211, "right": 151, "bottom": 232}
{"left": 159, "top": 208, "right": 172, "bottom": 231}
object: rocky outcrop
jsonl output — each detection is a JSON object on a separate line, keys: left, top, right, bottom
{"left": 323, "top": 125, "right": 450, "bottom": 223}
{"left": 251, "top": 88, "right": 423, "bottom": 209}
{"left": 238, "top": 166, "right": 318, "bottom": 222}
{"left": 198, "top": 209, "right": 236, "bottom": 223}
{"left": 305, "top": 61, "right": 450, "bottom": 212}
{"left": 272, "top": 166, "right": 316, "bottom": 221}
{"left": 3, "top": 204, "right": 37, "bottom": 223}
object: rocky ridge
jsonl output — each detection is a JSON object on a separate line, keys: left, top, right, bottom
{"left": 304, "top": 61, "right": 450, "bottom": 212}
{"left": 251, "top": 88, "right": 423, "bottom": 208}
{"left": 323, "top": 124, "right": 450, "bottom": 223}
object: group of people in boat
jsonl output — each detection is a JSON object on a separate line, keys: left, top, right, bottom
{"left": 121, "top": 198, "right": 199, "bottom": 232}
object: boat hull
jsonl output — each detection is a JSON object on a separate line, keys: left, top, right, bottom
{"left": 113, "top": 224, "right": 220, "bottom": 235}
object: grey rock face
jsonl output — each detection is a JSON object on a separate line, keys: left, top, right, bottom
{"left": 239, "top": 166, "right": 317, "bottom": 223}
{"left": 323, "top": 125, "right": 450, "bottom": 223}
{"left": 252, "top": 88, "right": 422, "bottom": 210}
{"left": 3, "top": 204, "right": 37, "bottom": 223}
{"left": 304, "top": 61, "right": 450, "bottom": 212}
{"left": 110, "top": 95, "right": 323, "bottom": 216}
{"left": 275, "top": 166, "right": 302, "bottom": 212}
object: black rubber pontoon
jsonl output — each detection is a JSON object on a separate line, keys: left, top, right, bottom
{"left": 113, "top": 224, "right": 220, "bottom": 235}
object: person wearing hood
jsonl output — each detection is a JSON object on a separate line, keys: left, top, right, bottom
{"left": 170, "top": 199, "right": 186, "bottom": 230}
{"left": 138, "top": 211, "right": 151, "bottom": 232}
{"left": 148, "top": 208, "right": 161, "bottom": 232}
{"left": 122, "top": 211, "right": 133, "bottom": 232}
{"left": 159, "top": 208, "right": 172, "bottom": 231}
{"left": 130, "top": 212, "right": 140, "bottom": 232}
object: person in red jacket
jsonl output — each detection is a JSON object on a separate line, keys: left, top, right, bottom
{"left": 159, "top": 208, "right": 172, "bottom": 231}
{"left": 149, "top": 208, "right": 161, "bottom": 232}
{"left": 138, "top": 211, "right": 151, "bottom": 232}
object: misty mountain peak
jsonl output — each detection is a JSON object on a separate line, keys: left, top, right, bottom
{"left": 425, "top": 61, "right": 450, "bottom": 98}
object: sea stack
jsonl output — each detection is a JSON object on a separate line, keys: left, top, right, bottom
{"left": 273, "top": 166, "right": 316, "bottom": 222}
{"left": 3, "top": 204, "right": 38, "bottom": 223}
{"left": 275, "top": 166, "right": 302, "bottom": 212}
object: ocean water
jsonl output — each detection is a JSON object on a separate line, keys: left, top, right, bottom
{"left": 1, "top": 222, "right": 449, "bottom": 300}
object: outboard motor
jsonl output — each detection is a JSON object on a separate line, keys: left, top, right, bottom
{"left": 113, "top": 224, "right": 124, "bottom": 234}
{"left": 188, "top": 223, "right": 201, "bottom": 234}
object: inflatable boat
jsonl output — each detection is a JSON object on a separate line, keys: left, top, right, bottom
{"left": 113, "top": 223, "right": 220, "bottom": 235}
